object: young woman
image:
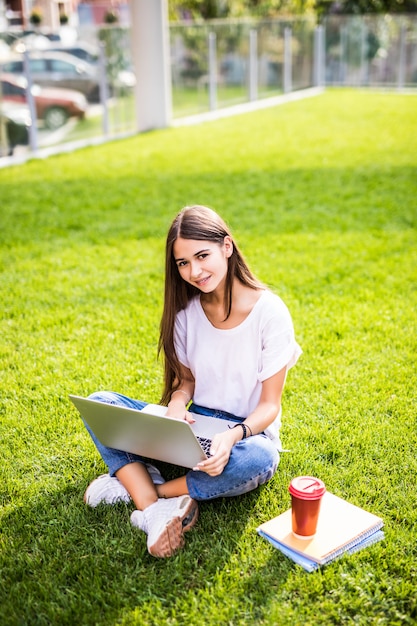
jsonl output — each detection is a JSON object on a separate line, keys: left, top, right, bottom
{"left": 83, "top": 205, "right": 301, "bottom": 558}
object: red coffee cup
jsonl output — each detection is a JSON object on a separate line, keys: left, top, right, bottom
{"left": 289, "top": 476, "right": 326, "bottom": 539}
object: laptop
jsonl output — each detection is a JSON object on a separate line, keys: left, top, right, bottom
{"left": 69, "top": 395, "right": 238, "bottom": 469}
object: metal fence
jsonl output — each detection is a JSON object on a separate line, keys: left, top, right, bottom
{"left": 170, "top": 19, "right": 324, "bottom": 116}
{"left": 325, "top": 14, "right": 417, "bottom": 88}
{"left": 0, "top": 14, "right": 415, "bottom": 161}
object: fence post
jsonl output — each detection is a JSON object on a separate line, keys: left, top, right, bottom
{"left": 23, "top": 50, "right": 38, "bottom": 153}
{"left": 248, "top": 29, "right": 258, "bottom": 102}
{"left": 397, "top": 20, "right": 406, "bottom": 90}
{"left": 283, "top": 27, "right": 292, "bottom": 93}
{"left": 360, "top": 21, "right": 369, "bottom": 86}
{"left": 314, "top": 25, "right": 325, "bottom": 87}
{"left": 208, "top": 31, "right": 217, "bottom": 111}
{"left": 340, "top": 25, "right": 347, "bottom": 85}
{"left": 98, "top": 43, "right": 109, "bottom": 136}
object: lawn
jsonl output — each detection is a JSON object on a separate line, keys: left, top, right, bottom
{"left": 0, "top": 89, "right": 416, "bottom": 625}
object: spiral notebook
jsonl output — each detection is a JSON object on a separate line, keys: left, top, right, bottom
{"left": 257, "top": 492, "right": 384, "bottom": 572}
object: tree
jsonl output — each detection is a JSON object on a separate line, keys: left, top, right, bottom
{"left": 314, "top": 0, "right": 417, "bottom": 17}
{"left": 168, "top": 0, "right": 417, "bottom": 19}
{"left": 168, "top": 0, "right": 316, "bottom": 21}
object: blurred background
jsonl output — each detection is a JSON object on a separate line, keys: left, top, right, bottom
{"left": 1, "top": 0, "right": 416, "bottom": 159}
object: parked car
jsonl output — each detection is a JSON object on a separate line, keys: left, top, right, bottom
{"left": 47, "top": 42, "right": 136, "bottom": 90}
{"left": 1, "top": 72, "right": 87, "bottom": 129}
{"left": 48, "top": 41, "right": 136, "bottom": 90}
{"left": 1, "top": 49, "right": 136, "bottom": 102}
{"left": 0, "top": 39, "right": 10, "bottom": 61}
{"left": 1, "top": 51, "right": 101, "bottom": 102}
{"left": 47, "top": 42, "right": 99, "bottom": 65}
{"left": 10, "top": 30, "right": 61, "bottom": 51}
{"left": 11, "top": 33, "right": 53, "bottom": 53}
{"left": 0, "top": 102, "right": 30, "bottom": 156}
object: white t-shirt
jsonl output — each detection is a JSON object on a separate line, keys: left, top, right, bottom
{"left": 174, "top": 289, "right": 302, "bottom": 449}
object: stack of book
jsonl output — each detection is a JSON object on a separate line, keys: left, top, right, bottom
{"left": 257, "top": 492, "right": 384, "bottom": 572}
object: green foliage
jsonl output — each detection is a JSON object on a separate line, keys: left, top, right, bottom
{"left": 169, "top": 0, "right": 316, "bottom": 21}
{"left": 98, "top": 26, "right": 130, "bottom": 88}
{"left": 315, "top": 0, "right": 417, "bottom": 16}
{"left": 169, "top": 0, "right": 417, "bottom": 20}
{"left": 29, "top": 8, "right": 42, "bottom": 25}
{"left": 104, "top": 10, "right": 119, "bottom": 24}
{"left": 0, "top": 89, "right": 416, "bottom": 625}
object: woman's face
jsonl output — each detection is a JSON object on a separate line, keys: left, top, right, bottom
{"left": 173, "top": 236, "right": 233, "bottom": 294}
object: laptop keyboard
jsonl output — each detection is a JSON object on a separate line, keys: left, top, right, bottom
{"left": 196, "top": 436, "right": 212, "bottom": 457}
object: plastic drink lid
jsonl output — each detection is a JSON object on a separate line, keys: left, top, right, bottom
{"left": 288, "top": 476, "right": 326, "bottom": 500}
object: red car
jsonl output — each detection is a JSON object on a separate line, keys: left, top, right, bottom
{"left": 0, "top": 73, "right": 88, "bottom": 130}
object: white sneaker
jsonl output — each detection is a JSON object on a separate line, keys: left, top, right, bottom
{"left": 84, "top": 464, "right": 165, "bottom": 508}
{"left": 84, "top": 474, "right": 131, "bottom": 507}
{"left": 130, "top": 495, "right": 199, "bottom": 558}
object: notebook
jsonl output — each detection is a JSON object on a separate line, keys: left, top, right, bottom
{"left": 257, "top": 492, "right": 384, "bottom": 572}
{"left": 69, "top": 395, "right": 237, "bottom": 469}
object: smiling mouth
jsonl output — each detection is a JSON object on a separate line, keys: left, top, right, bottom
{"left": 196, "top": 276, "right": 210, "bottom": 287}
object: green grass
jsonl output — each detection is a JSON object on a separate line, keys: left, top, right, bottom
{"left": 1, "top": 88, "right": 416, "bottom": 625}
{"left": 56, "top": 85, "right": 283, "bottom": 147}
{"left": 171, "top": 84, "right": 283, "bottom": 116}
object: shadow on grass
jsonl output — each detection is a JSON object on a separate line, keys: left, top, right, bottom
{"left": 1, "top": 475, "right": 292, "bottom": 626}
{"left": 1, "top": 166, "right": 416, "bottom": 251}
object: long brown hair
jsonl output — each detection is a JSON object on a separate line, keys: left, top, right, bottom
{"left": 158, "top": 205, "right": 262, "bottom": 405}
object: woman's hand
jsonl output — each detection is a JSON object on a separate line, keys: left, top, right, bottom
{"left": 193, "top": 429, "right": 237, "bottom": 476}
{"left": 166, "top": 399, "right": 195, "bottom": 424}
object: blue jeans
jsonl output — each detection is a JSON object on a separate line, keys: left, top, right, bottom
{"left": 83, "top": 391, "right": 280, "bottom": 502}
